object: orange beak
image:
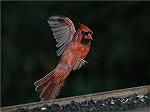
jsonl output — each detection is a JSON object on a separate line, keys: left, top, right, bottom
{"left": 88, "top": 33, "right": 93, "bottom": 40}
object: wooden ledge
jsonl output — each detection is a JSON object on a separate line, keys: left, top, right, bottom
{"left": 1, "top": 85, "right": 150, "bottom": 112}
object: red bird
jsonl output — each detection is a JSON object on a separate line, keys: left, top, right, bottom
{"left": 34, "top": 15, "right": 93, "bottom": 101}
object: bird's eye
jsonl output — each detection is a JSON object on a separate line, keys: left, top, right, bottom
{"left": 82, "top": 31, "right": 89, "bottom": 36}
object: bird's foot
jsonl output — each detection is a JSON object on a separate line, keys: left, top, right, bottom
{"left": 73, "top": 59, "right": 88, "bottom": 71}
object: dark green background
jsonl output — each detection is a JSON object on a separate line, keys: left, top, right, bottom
{"left": 2, "top": 1, "right": 150, "bottom": 107}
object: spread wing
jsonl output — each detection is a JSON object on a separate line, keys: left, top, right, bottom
{"left": 48, "top": 15, "right": 76, "bottom": 56}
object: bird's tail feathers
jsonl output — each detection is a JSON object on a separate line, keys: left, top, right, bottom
{"left": 34, "top": 69, "right": 65, "bottom": 101}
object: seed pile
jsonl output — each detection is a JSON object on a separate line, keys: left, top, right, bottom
{"left": 16, "top": 93, "right": 150, "bottom": 112}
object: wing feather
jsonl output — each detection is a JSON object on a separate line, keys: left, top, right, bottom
{"left": 48, "top": 15, "right": 76, "bottom": 56}
{"left": 53, "top": 29, "right": 70, "bottom": 39}
{"left": 56, "top": 33, "right": 70, "bottom": 46}
{"left": 51, "top": 26, "right": 68, "bottom": 32}
{"left": 56, "top": 42, "right": 68, "bottom": 56}
{"left": 53, "top": 28, "right": 69, "bottom": 37}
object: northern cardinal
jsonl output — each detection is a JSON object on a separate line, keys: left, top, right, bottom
{"left": 34, "top": 15, "right": 93, "bottom": 101}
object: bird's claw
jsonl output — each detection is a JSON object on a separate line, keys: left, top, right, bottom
{"left": 73, "top": 59, "right": 88, "bottom": 71}
{"left": 78, "top": 59, "right": 88, "bottom": 70}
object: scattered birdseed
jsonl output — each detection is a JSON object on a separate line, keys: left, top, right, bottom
{"left": 16, "top": 93, "right": 150, "bottom": 112}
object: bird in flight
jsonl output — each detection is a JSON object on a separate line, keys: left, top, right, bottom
{"left": 34, "top": 15, "right": 93, "bottom": 101}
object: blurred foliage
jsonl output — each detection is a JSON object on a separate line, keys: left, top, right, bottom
{"left": 1, "top": 1, "right": 150, "bottom": 107}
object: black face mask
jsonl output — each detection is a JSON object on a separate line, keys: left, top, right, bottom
{"left": 81, "top": 39, "right": 91, "bottom": 45}
{"left": 81, "top": 31, "right": 92, "bottom": 45}
{"left": 82, "top": 31, "right": 89, "bottom": 36}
